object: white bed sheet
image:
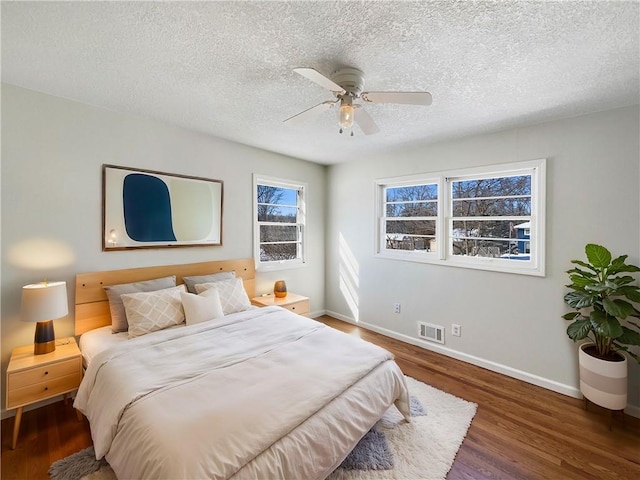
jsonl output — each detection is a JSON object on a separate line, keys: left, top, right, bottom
{"left": 78, "top": 325, "right": 128, "bottom": 368}
{"left": 79, "top": 318, "right": 201, "bottom": 368}
{"left": 75, "top": 307, "right": 410, "bottom": 479}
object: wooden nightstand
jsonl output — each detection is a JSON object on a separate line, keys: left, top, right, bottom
{"left": 251, "top": 292, "right": 310, "bottom": 316}
{"left": 6, "top": 337, "right": 82, "bottom": 449}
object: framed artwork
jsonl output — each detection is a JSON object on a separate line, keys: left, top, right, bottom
{"left": 103, "top": 165, "right": 223, "bottom": 250}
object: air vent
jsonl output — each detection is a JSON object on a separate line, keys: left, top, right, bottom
{"left": 418, "top": 322, "right": 445, "bottom": 344}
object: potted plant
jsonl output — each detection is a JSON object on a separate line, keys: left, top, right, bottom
{"left": 563, "top": 244, "right": 640, "bottom": 411}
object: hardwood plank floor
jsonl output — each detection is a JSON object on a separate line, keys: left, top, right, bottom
{"left": 2, "top": 315, "right": 639, "bottom": 479}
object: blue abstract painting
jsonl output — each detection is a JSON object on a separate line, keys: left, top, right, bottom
{"left": 123, "top": 174, "right": 177, "bottom": 242}
{"left": 103, "top": 165, "right": 222, "bottom": 249}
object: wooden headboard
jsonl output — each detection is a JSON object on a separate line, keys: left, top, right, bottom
{"left": 75, "top": 258, "right": 255, "bottom": 335}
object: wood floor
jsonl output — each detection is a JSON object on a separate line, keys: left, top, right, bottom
{"left": 2, "top": 315, "right": 639, "bottom": 479}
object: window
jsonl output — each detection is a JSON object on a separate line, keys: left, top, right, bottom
{"left": 254, "top": 175, "right": 306, "bottom": 270}
{"left": 376, "top": 159, "right": 546, "bottom": 276}
{"left": 382, "top": 180, "right": 439, "bottom": 254}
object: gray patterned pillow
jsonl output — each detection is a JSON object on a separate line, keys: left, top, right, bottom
{"left": 194, "top": 278, "right": 251, "bottom": 315}
{"left": 121, "top": 285, "right": 186, "bottom": 338}
{"left": 104, "top": 276, "right": 177, "bottom": 333}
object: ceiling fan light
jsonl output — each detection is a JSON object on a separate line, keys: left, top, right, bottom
{"left": 339, "top": 104, "right": 354, "bottom": 129}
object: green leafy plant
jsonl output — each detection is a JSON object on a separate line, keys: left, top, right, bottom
{"left": 563, "top": 244, "right": 640, "bottom": 363}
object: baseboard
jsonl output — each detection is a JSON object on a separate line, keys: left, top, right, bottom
{"left": 325, "top": 310, "right": 640, "bottom": 419}
{"left": 625, "top": 403, "right": 640, "bottom": 418}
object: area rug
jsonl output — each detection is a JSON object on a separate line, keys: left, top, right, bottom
{"left": 50, "top": 376, "right": 476, "bottom": 480}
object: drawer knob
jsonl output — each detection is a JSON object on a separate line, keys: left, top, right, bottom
{"left": 44, "top": 371, "right": 49, "bottom": 375}
{"left": 292, "top": 307, "right": 296, "bottom": 310}
{"left": 44, "top": 387, "right": 48, "bottom": 391}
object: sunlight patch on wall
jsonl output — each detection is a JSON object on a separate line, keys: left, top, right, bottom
{"left": 6, "top": 237, "right": 75, "bottom": 269}
{"left": 339, "top": 233, "right": 360, "bottom": 322}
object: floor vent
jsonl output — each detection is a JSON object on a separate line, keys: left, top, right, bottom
{"left": 418, "top": 322, "right": 445, "bottom": 344}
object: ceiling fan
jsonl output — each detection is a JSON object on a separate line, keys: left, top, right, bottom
{"left": 284, "top": 67, "right": 432, "bottom": 136}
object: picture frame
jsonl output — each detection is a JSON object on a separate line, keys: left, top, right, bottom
{"left": 102, "top": 165, "right": 223, "bottom": 250}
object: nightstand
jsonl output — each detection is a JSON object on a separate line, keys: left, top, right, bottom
{"left": 6, "top": 337, "right": 82, "bottom": 449}
{"left": 251, "top": 292, "right": 310, "bottom": 316}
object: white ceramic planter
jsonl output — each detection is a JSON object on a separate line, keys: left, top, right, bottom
{"left": 579, "top": 343, "right": 627, "bottom": 411}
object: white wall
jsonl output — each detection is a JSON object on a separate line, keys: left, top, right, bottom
{"left": 0, "top": 84, "right": 326, "bottom": 414}
{"left": 325, "top": 106, "right": 640, "bottom": 414}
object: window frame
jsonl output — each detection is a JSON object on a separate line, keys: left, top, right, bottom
{"left": 253, "top": 174, "right": 307, "bottom": 272}
{"left": 376, "top": 174, "right": 443, "bottom": 261}
{"left": 375, "top": 159, "right": 546, "bottom": 276}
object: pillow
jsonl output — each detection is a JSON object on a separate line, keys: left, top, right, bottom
{"left": 104, "top": 276, "right": 177, "bottom": 333}
{"left": 182, "top": 271, "right": 235, "bottom": 294}
{"left": 195, "top": 278, "right": 251, "bottom": 315}
{"left": 121, "top": 285, "right": 186, "bottom": 338}
{"left": 180, "top": 289, "right": 224, "bottom": 325}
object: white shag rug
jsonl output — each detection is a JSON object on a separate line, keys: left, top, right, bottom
{"left": 74, "top": 376, "right": 476, "bottom": 480}
{"left": 328, "top": 376, "right": 477, "bottom": 480}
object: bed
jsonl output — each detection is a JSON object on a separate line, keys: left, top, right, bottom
{"left": 73, "top": 259, "right": 410, "bottom": 480}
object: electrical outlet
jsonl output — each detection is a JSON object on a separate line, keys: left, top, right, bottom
{"left": 452, "top": 324, "right": 461, "bottom": 337}
{"left": 393, "top": 303, "right": 401, "bottom": 314}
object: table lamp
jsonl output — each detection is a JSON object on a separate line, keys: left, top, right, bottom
{"left": 21, "top": 281, "right": 68, "bottom": 355}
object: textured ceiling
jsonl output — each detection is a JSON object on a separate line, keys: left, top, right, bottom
{"left": 2, "top": 1, "right": 639, "bottom": 165}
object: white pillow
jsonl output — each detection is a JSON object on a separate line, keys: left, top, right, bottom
{"left": 121, "top": 285, "right": 186, "bottom": 338}
{"left": 180, "top": 289, "right": 224, "bottom": 325}
{"left": 195, "top": 278, "right": 251, "bottom": 315}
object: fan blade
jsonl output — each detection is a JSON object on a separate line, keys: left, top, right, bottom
{"left": 294, "top": 68, "right": 346, "bottom": 94}
{"left": 283, "top": 100, "right": 336, "bottom": 125}
{"left": 361, "top": 91, "right": 432, "bottom": 106}
{"left": 354, "top": 107, "right": 380, "bottom": 135}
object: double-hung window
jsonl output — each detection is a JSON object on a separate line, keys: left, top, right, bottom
{"left": 253, "top": 175, "right": 306, "bottom": 270}
{"left": 382, "top": 179, "right": 440, "bottom": 255}
{"left": 376, "top": 159, "right": 546, "bottom": 276}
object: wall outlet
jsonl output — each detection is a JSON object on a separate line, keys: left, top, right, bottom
{"left": 452, "top": 324, "right": 461, "bottom": 337}
{"left": 393, "top": 303, "right": 401, "bottom": 314}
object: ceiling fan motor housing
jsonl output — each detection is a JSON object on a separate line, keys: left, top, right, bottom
{"left": 331, "top": 68, "right": 365, "bottom": 97}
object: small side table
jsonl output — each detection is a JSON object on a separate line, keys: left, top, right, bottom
{"left": 251, "top": 292, "right": 310, "bottom": 317}
{"left": 6, "top": 337, "right": 82, "bottom": 449}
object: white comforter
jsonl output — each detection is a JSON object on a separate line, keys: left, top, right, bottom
{"left": 74, "top": 306, "right": 409, "bottom": 480}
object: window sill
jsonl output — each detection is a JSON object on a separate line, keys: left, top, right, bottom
{"left": 256, "top": 259, "right": 308, "bottom": 273}
{"left": 375, "top": 251, "right": 544, "bottom": 277}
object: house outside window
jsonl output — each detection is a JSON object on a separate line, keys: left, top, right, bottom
{"left": 376, "top": 159, "right": 546, "bottom": 276}
{"left": 253, "top": 175, "right": 306, "bottom": 271}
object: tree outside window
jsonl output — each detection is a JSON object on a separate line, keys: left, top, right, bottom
{"left": 254, "top": 176, "right": 306, "bottom": 269}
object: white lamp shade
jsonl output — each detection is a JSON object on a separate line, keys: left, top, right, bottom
{"left": 21, "top": 281, "right": 69, "bottom": 323}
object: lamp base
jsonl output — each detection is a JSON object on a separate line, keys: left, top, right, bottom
{"left": 34, "top": 320, "right": 56, "bottom": 355}
{"left": 34, "top": 340, "right": 56, "bottom": 355}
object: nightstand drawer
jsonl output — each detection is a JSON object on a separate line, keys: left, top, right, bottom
{"left": 8, "top": 357, "right": 81, "bottom": 390}
{"left": 282, "top": 300, "right": 309, "bottom": 316}
{"left": 7, "top": 371, "right": 82, "bottom": 408}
